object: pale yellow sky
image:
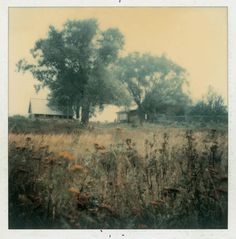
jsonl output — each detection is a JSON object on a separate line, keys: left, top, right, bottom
{"left": 9, "top": 7, "right": 227, "bottom": 118}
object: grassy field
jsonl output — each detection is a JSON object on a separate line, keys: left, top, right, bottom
{"left": 8, "top": 120, "right": 228, "bottom": 229}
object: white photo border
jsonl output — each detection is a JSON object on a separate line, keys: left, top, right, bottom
{"left": 1, "top": 1, "right": 235, "bottom": 238}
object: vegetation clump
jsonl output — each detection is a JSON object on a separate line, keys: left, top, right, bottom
{"left": 9, "top": 126, "right": 227, "bottom": 229}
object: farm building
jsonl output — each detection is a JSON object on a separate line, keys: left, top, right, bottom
{"left": 28, "top": 98, "right": 73, "bottom": 119}
{"left": 116, "top": 109, "right": 140, "bottom": 123}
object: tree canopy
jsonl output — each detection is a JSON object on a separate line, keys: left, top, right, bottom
{"left": 17, "top": 18, "right": 226, "bottom": 125}
{"left": 17, "top": 19, "right": 128, "bottom": 125}
{"left": 116, "top": 52, "right": 191, "bottom": 121}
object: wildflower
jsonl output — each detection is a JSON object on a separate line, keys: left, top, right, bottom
{"left": 69, "top": 164, "right": 84, "bottom": 172}
{"left": 68, "top": 187, "right": 80, "bottom": 194}
{"left": 59, "top": 151, "right": 76, "bottom": 161}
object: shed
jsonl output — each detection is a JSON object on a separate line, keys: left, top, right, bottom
{"left": 116, "top": 109, "right": 140, "bottom": 123}
{"left": 116, "top": 111, "right": 127, "bottom": 123}
{"left": 28, "top": 98, "right": 73, "bottom": 119}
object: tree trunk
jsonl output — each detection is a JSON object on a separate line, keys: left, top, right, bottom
{"left": 137, "top": 104, "right": 144, "bottom": 126}
{"left": 81, "top": 102, "right": 90, "bottom": 127}
{"left": 75, "top": 105, "right": 80, "bottom": 119}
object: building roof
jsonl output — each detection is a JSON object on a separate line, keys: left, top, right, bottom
{"left": 28, "top": 98, "right": 70, "bottom": 116}
{"left": 116, "top": 111, "right": 128, "bottom": 115}
{"left": 116, "top": 109, "right": 138, "bottom": 115}
{"left": 116, "top": 105, "right": 137, "bottom": 115}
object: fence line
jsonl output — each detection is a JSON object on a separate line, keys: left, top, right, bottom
{"left": 147, "top": 114, "right": 228, "bottom": 123}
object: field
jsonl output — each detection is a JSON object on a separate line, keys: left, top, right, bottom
{"left": 8, "top": 119, "right": 228, "bottom": 229}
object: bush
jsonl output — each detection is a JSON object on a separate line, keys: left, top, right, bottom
{"left": 189, "top": 87, "right": 227, "bottom": 123}
{"left": 8, "top": 116, "right": 81, "bottom": 134}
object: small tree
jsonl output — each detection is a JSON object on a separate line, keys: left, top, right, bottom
{"left": 190, "top": 87, "right": 227, "bottom": 122}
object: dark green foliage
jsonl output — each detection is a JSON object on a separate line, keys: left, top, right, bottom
{"left": 190, "top": 87, "right": 227, "bottom": 122}
{"left": 142, "top": 76, "right": 191, "bottom": 120}
{"left": 17, "top": 19, "right": 126, "bottom": 125}
{"left": 117, "top": 53, "right": 190, "bottom": 122}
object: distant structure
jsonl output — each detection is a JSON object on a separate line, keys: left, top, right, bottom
{"left": 116, "top": 109, "right": 139, "bottom": 123}
{"left": 28, "top": 98, "right": 73, "bottom": 119}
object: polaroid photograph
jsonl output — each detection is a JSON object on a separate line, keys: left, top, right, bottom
{"left": 1, "top": 0, "right": 235, "bottom": 239}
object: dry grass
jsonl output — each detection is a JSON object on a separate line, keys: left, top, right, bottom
{"left": 8, "top": 124, "right": 228, "bottom": 229}
{"left": 9, "top": 125, "right": 228, "bottom": 157}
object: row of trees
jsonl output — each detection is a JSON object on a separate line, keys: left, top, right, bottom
{"left": 17, "top": 18, "right": 227, "bottom": 125}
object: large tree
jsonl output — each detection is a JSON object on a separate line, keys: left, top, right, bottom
{"left": 17, "top": 19, "right": 127, "bottom": 125}
{"left": 117, "top": 52, "right": 190, "bottom": 122}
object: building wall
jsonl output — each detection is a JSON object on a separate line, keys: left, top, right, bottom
{"left": 128, "top": 114, "right": 139, "bottom": 124}
{"left": 117, "top": 112, "right": 128, "bottom": 123}
{"left": 117, "top": 111, "right": 140, "bottom": 123}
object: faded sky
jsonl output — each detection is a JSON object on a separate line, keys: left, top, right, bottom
{"left": 9, "top": 7, "right": 227, "bottom": 120}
